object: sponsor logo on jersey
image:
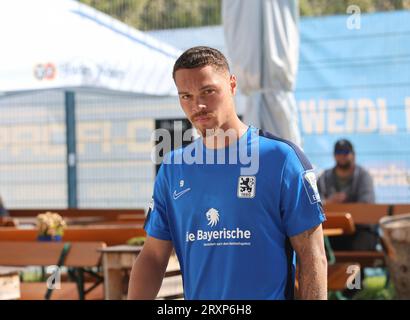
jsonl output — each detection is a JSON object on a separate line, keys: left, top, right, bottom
{"left": 173, "top": 188, "right": 191, "bottom": 200}
{"left": 206, "top": 208, "right": 219, "bottom": 227}
{"left": 185, "top": 208, "right": 252, "bottom": 246}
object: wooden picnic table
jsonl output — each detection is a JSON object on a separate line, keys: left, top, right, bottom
{"left": 99, "top": 245, "right": 183, "bottom": 300}
{"left": 0, "top": 242, "right": 105, "bottom": 300}
{"left": 0, "top": 266, "right": 23, "bottom": 300}
{"left": 13, "top": 216, "right": 106, "bottom": 227}
{"left": 0, "top": 225, "right": 146, "bottom": 246}
{"left": 323, "top": 228, "right": 344, "bottom": 237}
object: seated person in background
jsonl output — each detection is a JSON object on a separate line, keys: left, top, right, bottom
{"left": 0, "top": 195, "right": 8, "bottom": 216}
{"left": 317, "top": 139, "right": 375, "bottom": 204}
{"left": 318, "top": 139, "right": 377, "bottom": 251}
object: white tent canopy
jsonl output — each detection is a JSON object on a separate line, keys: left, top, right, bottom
{"left": 223, "top": 0, "right": 301, "bottom": 145}
{"left": 0, "top": 0, "right": 181, "bottom": 96}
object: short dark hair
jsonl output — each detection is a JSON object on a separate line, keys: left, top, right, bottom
{"left": 172, "top": 46, "right": 230, "bottom": 79}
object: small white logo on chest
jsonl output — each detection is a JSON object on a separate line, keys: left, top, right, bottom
{"left": 173, "top": 188, "right": 191, "bottom": 200}
{"left": 206, "top": 208, "right": 220, "bottom": 227}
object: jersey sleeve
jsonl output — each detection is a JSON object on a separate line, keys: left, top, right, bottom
{"left": 144, "top": 164, "right": 172, "bottom": 241}
{"left": 280, "top": 148, "right": 326, "bottom": 237}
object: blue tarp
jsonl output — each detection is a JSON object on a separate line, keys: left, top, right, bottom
{"left": 297, "top": 10, "right": 410, "bottom": 203}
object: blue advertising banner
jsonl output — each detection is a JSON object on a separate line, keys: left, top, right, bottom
{"left": 296, "top": 10, "right": 410, "bottom": 203}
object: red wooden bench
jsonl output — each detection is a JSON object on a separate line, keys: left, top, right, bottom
{"left": 0, "top": 241, "right": 106, "bottom": 300}
{"left": 0, "top": 225, "right": 146, "bottom": 246}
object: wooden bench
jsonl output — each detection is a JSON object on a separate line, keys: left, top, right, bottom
{"left": 0, "top": 217, "right": 17, "bottom": 227}
{"left": 324, "top": 203, "right": 391, "bottom": 224}
{"left": 323, "top": 212, "right": 356, "bottom": 235}
{"left": 19, "top": 282, "right": 103, "bottom": 300}
{"left": 0, "top": 241, "right": 106, "bottom": 300}
{"left": 328, "top": 263, "right": 360, "bottom": 292}
{"left": 294, "top": 213, "right": 360, "bottom": 296}
{"left": 392, "top": 204, "right": 410, "bottom": 215}
{"left": 323, "top": 212, "right": 383, "bottom": 268}
{"left": 8, "top": 209, "right": 145, "bottom": 222}
{"left": 332, "top": 251, "right": 385, "bottom": 268}
{"left": 7, "top": 209, "right": 147, "bottom": 228}
{"left": 99, "top": 245, "right": 183, "bottom": 300}
{"left": 324, "top": 204, "right": 389, "bottom": 269}
{"left": 94, "top": 215, "right": 145, "bottom": 226}
{"left": 321, "top": 212, "right": 361, "bottom": 293}
{"left": 0, "top": 225, "right": 146, "bottom": 246}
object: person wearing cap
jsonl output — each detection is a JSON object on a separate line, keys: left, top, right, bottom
{"left": 317, "top": 139, "right": 377, "bottom": 255}
{"left": 317, "top": 139, "right": 375, "bottom": 204}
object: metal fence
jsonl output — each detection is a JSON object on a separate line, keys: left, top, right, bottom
{"left": 1, "top": 0, "right": 409, "bottom": 208}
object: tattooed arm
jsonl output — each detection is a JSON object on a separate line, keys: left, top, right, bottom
{"left": 290, "top": 224, "right": 328, "bottom": 300}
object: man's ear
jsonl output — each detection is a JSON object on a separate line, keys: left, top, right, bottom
{"left": 230, "top": 74, "right": 237, "bottom": 95}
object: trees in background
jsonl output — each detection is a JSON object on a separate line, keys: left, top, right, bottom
{"left": 80, "top": 0, "right": 220, "bottom": 30}
{"left": 79, "top": 0, "right": 410, "bottom": 30}
{"left": 300, "top": 0, "right": 409, "bottom": 16}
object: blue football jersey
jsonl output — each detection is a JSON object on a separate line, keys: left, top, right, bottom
{"left": 144, "top": 126, "right": 325, "bottom": 300}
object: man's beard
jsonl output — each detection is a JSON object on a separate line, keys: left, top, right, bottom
{"left": 336, "top": 161, "right": 352, "bottom": 170}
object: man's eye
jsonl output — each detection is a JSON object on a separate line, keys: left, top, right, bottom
{"left": 181, "top": 95, "right": 191, "bottom": 100}
{"left": 204, "top": 89, "right": 215, "bottom": 94}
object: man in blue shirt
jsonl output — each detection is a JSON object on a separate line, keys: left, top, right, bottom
{"left": 128, "top": 46, "right": 327, "bottom": 300}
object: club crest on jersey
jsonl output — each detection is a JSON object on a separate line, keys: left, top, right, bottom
{"left": 237, "top": 176, "right": 256, "bottom": 198}
{"left": 302, "top": 170, "right": 321, "bottom": 204}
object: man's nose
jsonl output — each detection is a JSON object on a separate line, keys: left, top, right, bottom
{"left": 192, "top": 97, "right": 207, "bottom": 113}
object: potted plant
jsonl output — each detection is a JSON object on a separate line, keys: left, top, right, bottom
{"left": 36, "top": 211, "right": 67, "bottom": 241}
